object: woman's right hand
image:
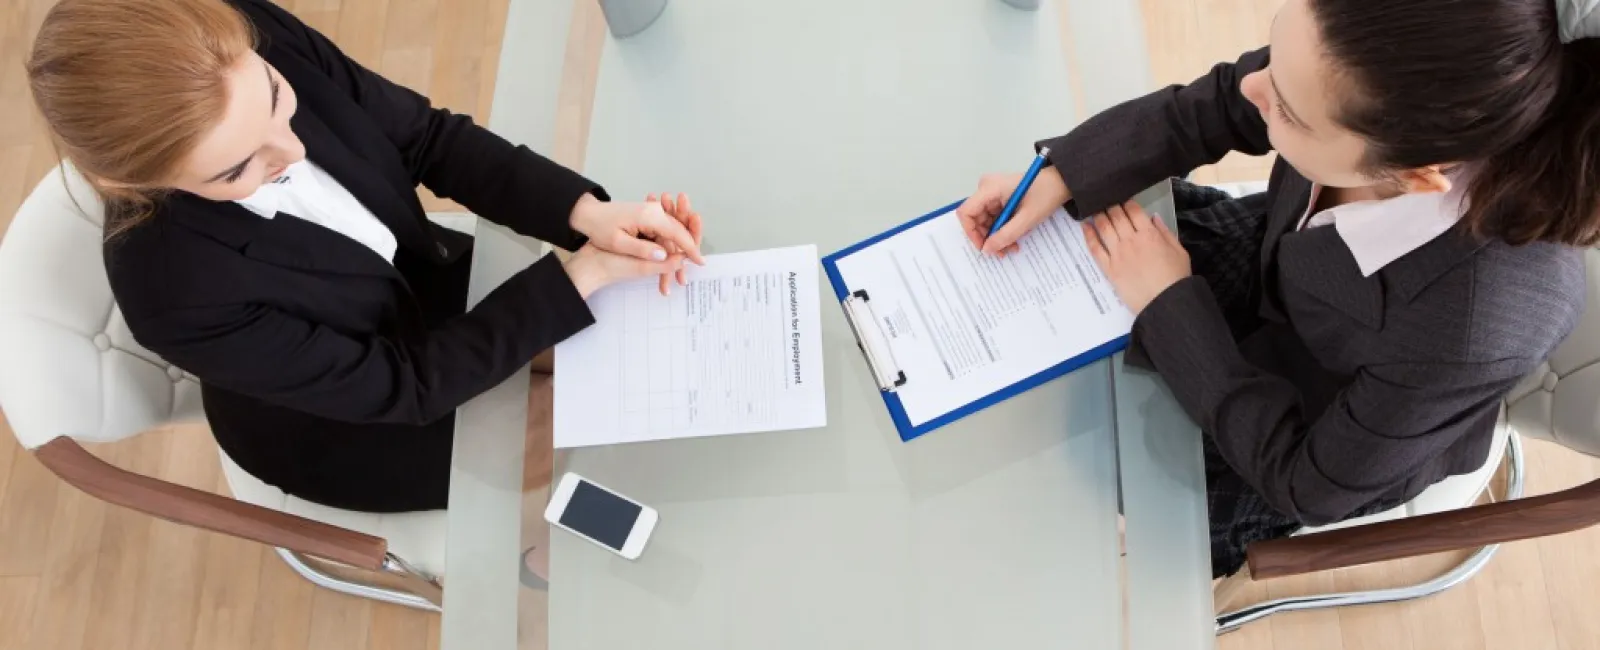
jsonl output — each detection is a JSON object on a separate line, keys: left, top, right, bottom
{"left": 956, "top": 166, "right": 1071, "bottom": 257}
{"left": 562, "top": 244, "right": 686, "bottom": 299}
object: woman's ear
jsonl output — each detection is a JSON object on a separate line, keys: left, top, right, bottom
{"left": 1395, "top": 165, "right": 1454, "bottom": 195}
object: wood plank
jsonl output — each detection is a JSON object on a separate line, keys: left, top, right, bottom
{"left": 188, "top": 464, "right": 264, "bottom": 650}
{"left": 1398, "top": 555, "right": 1488, "bottom": 650}
{"left": 474, "top": 0, "right": 512, "bottom": 123}
{"left": 377, "top": 0, "right": 436, "bottom": 94}
{"left": 1217, "top": 575, "right": 1276, "bottom": 650}
{"left": 19, "top": 478, "right": 108, "bottom": 650}
{"left": 0, "top": 414, "right": 18, "bottom": 508}
{"left": 305, "top": 587, "right": 373, "bottom": 650}
{"left": 247, "top": 550, "right": 316, "bottom": 650}
{"left": 366, "top": 602, "right": 431, "bottom": 650}
{"left": 426, "top": 609, "right": 442, "bottom": 650}
{"left": 0, "top": 0, "right": 37, "bottom": 151}
{"left": 0, "top": 451, "right": 62, "bottom": 576}
{"left": 79, "top": 433, "right": 171, "bottom": 650}
{"left": 1331, "top": 565, "right": 1414, "bottom": 650}
{"left": 188, "top": 534, "right": 266, "bottom": 650}
{"left": 1265, "top": 570, "right": 1347, "bottom": 650}
{"left": 1534, "top": 444, "right": 1600, "bottom": 650}
{"left": 0, "top": 142, "right": 33, "bottom": 256}
{"left": 0, "top": 576, "right": 40, "bottom": 650}
{"left": 1474, "top": 538, "right": 1560, "bottom": 650}
{"left": 334, "top": 0, "right": 390, "bottom": 70}
{"left": 24, "top": 131, "right": 56, "bottom": 194}
{"left": 428, "top": 0, "right": 489, "bottom": 116}
{"left": 279, "top": 0, "right": 345, "bottom": 38}
{"left": 550, "top": 0, "right": 606, "bottom": 170}
{"left": 128, "top": 429, "right": 221, "bottom": 650}
{"left": 415, "top": 0, "right": 490, "bottom": 215}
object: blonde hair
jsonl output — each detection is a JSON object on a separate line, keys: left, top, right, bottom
{"left": 26, "top": 0, "right": 256, "bottom": 236}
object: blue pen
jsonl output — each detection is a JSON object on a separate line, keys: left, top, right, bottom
{"left": 987, "top": 147, "right": 1052, "bottom": 239}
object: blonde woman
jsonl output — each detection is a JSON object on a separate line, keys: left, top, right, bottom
{"left": 25, "top": 0, "right": 701, "bottom": 512}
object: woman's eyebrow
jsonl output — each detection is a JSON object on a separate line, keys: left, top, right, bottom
{"left": 267, "top": 61, "right": 280, "bottom": 115}
{"left": 205, "top": 156, "right": 253, "bottom": 183}
{"left": 1269, "top": 72, "right": 1311, "bottom": 130}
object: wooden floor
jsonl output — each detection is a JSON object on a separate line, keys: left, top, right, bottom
{"left": 0, "top": 1, "right": 1597, "bottom": 649}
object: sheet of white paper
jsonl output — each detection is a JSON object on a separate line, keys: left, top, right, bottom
{"left": 554, "top": 245, "right": 827, "bottom": 448}
{"left": 832, "top": 208, "right": 1133, "bottom": 427}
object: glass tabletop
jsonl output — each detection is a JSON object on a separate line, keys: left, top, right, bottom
{"left": 445, "top": 1, "right": 1214, "bottom": 649}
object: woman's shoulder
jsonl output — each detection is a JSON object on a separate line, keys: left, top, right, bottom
{"left": 1459, "top": 241, "right": 1588, "bottom": 359}
{"left": 103, "top": 199, "right": 250, "bottom": 317}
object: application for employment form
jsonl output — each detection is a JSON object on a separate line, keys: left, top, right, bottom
{"left": 554, "top": 245, "right": 827, "bottom": 448}
{"left": 831, "top": 208, "right": 1133, "bottom": 427}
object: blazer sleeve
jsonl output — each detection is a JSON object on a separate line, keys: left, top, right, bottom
{"left": 129, "top": 256, "right": 594, "bottom": 426}
{"left": 1129, "top": 276, "right": 1528, "bottom": 526}
{"left": 238, "top": 0, "right": 597, "bottom": 251}
{"left": 1037, "top": 48, "right": 1272, "bottom": 217}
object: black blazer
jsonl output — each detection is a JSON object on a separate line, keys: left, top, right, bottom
{"left": 1039, "top": 48, "right": 1587, "bottom": 526}
{"left": 107, "top": 0, "right": 600, "bottom": 471}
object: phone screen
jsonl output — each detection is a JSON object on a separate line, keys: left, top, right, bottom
{"left": 560, "top": 480, "right": 643, "bottom": 551}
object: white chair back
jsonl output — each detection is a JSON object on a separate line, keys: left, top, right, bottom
{"left": 0, "top": 165, "right": 202, "bottom": 451}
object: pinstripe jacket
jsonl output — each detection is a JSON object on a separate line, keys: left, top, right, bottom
{"left": 1038, "top": 48, "right": 1586, "bottom": 526}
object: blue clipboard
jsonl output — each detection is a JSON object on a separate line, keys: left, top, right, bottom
{"left": 820, "top": 199, "right": 1131, "bottom": 443}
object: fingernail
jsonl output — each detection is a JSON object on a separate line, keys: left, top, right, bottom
{"left": 651, "top": 249, "right": 667, "bottom": 261}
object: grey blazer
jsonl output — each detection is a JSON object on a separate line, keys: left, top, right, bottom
{"left": 1039, "top": 48, "right": 1587, "bottom": 526}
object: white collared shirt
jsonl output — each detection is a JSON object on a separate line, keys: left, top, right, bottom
{"left": 233, "top": 160, "right": 399, "bottom": 264}
{"left": 1296, "top": 179, "right": 1466, "bottom": 277}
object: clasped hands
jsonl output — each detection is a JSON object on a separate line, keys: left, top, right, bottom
{"left": 563, "top": 192, "right": 706, "bottom": 299}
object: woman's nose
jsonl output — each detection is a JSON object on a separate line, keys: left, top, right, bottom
{"left": 269, "top": 128, "right": 307, "bottom": 166}
{"left": 1240, "top": 70, "right": 1270, "bottom": 115}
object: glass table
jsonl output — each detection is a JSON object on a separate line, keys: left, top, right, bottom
{"left": 444, "top": 1, "right": 1215, "bottom": 649}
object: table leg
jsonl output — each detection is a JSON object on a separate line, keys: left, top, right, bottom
{"left": 599, "top": 0, "right": 670, "bottom": 38}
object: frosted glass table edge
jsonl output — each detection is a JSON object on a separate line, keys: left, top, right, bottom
{"left": 1115, "top": 181, "right": 1217, "bottom": 650}
{"left": 441, "top": 0, "right": 575, "bottom": 647}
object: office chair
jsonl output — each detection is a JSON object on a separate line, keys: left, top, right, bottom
{"left": 0, "top": 164, "right": 475, "bottom": 611}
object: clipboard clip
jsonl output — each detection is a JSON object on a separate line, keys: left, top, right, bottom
{"left": 841, "top": 290, "right": 909, "bottom": 392}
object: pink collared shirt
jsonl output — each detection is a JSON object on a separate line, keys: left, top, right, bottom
{"left": 1296, "top": 180, "right": 1466, "bottom": 277}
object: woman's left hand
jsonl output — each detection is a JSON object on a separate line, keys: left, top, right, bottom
{"left": 1083, "top": 201, "right": 1191, "bottom": 315}
{"left": 646, "top": 193, "right": 703, "bottom": 295}
{"left": 568, "top": 193, "right": 707, "bottom": 270}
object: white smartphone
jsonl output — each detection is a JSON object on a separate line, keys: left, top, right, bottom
{"left": 544, "top": 472, "right": 658, "bottom": 560}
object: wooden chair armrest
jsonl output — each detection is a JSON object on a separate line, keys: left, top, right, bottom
{"left": 1246, "top": 477, "right": 1600, "bottom": 580}
{"left": 34, "top": 437, "right": 388, "bottom": 570}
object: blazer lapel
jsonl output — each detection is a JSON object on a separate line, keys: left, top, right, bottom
{"left": 1276, "top": 225, "right": 1386, "bottom": 330}
{"left": 289, "top": 109, "right": 440, "bottom": 257}
{"left": 1382, "top": 230, "right": 1487, "bottom": 303}
{"left": 1256, "top": 165, "right": 1312, "bottom": 324}
{"left": 162, "top": 193, "right": 399, "bottom": 278}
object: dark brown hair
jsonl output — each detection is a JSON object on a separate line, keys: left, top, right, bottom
{"left": 1310, "top": 0, "right": 1600, "bottom": 246}
{"left": 26, "top": 0, "right": 257, "bottom": 237}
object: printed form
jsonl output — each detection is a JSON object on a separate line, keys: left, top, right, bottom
{"left": 554, "top": 245, "right": 827, "bottom": 448}
{"left": 832, "top": 208, "right": 1133, "bottom": 427}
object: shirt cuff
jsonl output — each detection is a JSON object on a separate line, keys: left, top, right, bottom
{"left": 526, "top": 254, "right": 596, "bottom": 339}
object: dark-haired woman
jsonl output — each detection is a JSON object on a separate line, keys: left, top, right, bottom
{"left": 959, "top": 0, "right": 1600, "bottom": 577}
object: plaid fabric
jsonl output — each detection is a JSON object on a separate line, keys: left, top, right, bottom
{"left": 1172, "top": 180, "right": 1270, "bottom": 339}
{"left": 1171, "top": 179, "right": 1404, "bottom": 578}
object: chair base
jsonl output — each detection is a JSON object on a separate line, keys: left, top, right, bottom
{"left": 1216, "top": 434, "right": 1527, "bottom": 635}
{"left": 275, "top": 548, "right": 444, "bottom": 612}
